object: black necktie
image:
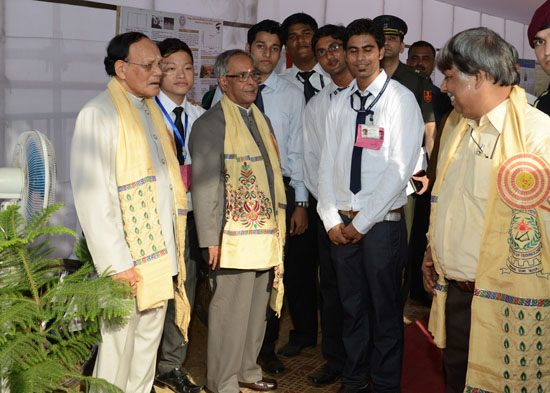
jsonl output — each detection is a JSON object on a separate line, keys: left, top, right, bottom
{"left": 298, "top": 71, "right": 316, "bottom": 103}
{"left": 172, "top": 106, "right": 185, "bottom": 165}
{"left": 255, "top": 84, "right": 266, "bottom": 113}
{"left": 350, "top": 92, "right": 372, "bottom": 194}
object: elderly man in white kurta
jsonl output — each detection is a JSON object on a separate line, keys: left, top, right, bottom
{"left": 71, "top": 32, "right": 189, "bottom": 393}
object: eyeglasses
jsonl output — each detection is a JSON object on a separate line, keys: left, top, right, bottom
{"left": 123, "top": 60, "right": 162, "bottom": 72}
{"left": 224, "top": 70, "right": 261, "bottom": 82}
{"left": 316, "top": 42, "right": 342, "bottom": 57}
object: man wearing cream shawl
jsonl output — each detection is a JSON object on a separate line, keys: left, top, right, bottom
{"left": 422, "top": 28, "right": 550, "bottom": 393}
{"left": 189, "top": 49, "right": 286, "bottom": 393}
{"left": 71, "top": 32, "right": 190, "bottom": 393}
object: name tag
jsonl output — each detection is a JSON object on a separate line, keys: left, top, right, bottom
{"left": 355, "top": 124, "right": 384, "bottom": 150}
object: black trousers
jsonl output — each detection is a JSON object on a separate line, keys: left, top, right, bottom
{"left": 332, "top": 214, "right": 407, "bottom": 392}
{"left": 444, "top": 281, "right": 473, "bottom": 393}
{"left": 406, "top": 191, "right": 431, "bottom": 302}
{"left": 260, "top": 179, "right": 318, "bottom": 355}
{"left": 157, "top": 213, "right": 202, "bottom": 374}
{"left": 315, "top": 198, "right": 346, "bottom": 372}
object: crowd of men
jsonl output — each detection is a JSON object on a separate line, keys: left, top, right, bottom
{"left": 71, "top": 2, "right": 550, "bottom": 393}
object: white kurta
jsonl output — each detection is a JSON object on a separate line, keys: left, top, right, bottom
{"left": 71, "top": 88, "right": 175, "bottom": 393}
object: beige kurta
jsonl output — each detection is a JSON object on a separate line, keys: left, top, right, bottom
{"left": 428, "top": 89, "right": 550, "bottom": 393}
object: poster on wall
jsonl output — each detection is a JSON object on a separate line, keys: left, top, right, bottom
{"left": 118, "top": 6, "right": 223, "bottom": 101}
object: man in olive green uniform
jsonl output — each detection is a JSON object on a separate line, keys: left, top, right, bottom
{"left": 528, "top": 0, "right": 550, "bottom": 116}
{"left": 373, "top": 15, "right": 435, "bottom": 157}
{"left": 374, "top": 15, "right": 435, "bottom": 306}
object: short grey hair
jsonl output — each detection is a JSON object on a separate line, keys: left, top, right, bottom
{"left": 214, "top": 49, "right": 256, "bottom": 77}
{"left": 436, "top": 27, "right": 519, "bottom": 86}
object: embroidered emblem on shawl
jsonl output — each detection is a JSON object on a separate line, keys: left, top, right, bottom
{"left": 497, "top": 153, "right": 550, "bottom": 279}
{"left": 225, "top": 161, "right": 274, "bottom": 230}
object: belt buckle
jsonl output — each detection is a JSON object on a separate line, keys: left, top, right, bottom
{"left": 384, "top": 212, "right": 401, "bottom": 222}
{"left": 343, "top": 210, "right": 354, "bottom": 219}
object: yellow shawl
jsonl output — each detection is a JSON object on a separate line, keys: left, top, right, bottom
{"left": 108, "top": 77, "right": 190, "bottom": 338}
{"left": 220, "top": 94, "right": 287, "bottom": 315}
{"left": 428, "top": 86, "right": 550, "bottom": 392}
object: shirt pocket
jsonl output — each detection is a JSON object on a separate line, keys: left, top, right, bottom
{"left": 472, "top": 155, "right": 493, "bottom": 200}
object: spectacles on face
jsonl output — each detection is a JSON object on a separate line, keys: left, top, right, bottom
{"left": 123, "top": 60, "right": 163, "bottom": 72}
{"left": 316, "top": 42, "right": 342, "bottom": 57}
{"left": 224, "top": 70, "right": 261, "bottom": 82}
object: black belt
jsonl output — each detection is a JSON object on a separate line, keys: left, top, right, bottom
{"left": 449, "top": 280, "right": 475, "bottom": 292}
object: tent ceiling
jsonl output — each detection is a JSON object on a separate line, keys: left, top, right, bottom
{"left": 439, "top": 0, "right": 543, "bottom": 25}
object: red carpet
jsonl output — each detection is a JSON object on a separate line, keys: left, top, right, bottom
{"left": 401, "top": 317, "right": 446, "bottom": 393}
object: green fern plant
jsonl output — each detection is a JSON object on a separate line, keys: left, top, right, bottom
{"left": 0, "top": 204, "right": 134, "bottom": 393}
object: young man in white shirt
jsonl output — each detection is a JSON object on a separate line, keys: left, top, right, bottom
{"left": 241, "top": 19, "right": 311, "bottom": 377}
{"left": 317, "top": 19, "right": 423, "bottom": 393}
{"left": 302, "top": 23, "right": 355, "bottom": 388}
{"left": 154, "top": 38, "right": 205, "bottom": 393}
{"left": 279, "top": 12, "right": 330, "bottom": 102}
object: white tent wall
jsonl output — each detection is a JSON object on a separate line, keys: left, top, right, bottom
{"left": 0, "top": 0, "right": 539, "bottom": 255}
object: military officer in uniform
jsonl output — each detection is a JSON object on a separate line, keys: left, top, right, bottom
{"left": 373, "top": 15, "right": 435, "bottom": 156}
{"left": 528, "top": 0, "right": 550, "bottom": 115}
{"left": 373, "top": 15, "right": 434, "bottom": 308}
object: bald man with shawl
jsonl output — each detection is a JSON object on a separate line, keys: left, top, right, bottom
{"left": 422, "top": 28, "right": 550, "bottom": 393}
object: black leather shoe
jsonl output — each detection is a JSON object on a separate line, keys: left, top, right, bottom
{"left": 238, "top": 377, "right": 277, "bottom": 391}
{"left": 258, "top": 353, "right": 285, "bottom": 376}
{"left": 337, "top": 384, "right": 372, "bottom": 393}
{"left": 307, "top": 364, "right": 341, "bottom": 386}
{"left": 276, "top": 342, "right": 313, "bottom": 357}
{"left": 155, "top": 367, "right": 204, "bottom": 393}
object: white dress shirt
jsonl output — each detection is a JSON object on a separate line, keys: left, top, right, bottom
{"left": 211, "top": 72, "right": 308, "bottom": 201}
{"left": 71, "top": 90, "right": 179, "bottom": 275}
{"left": 280, "top": 62, "right": 331, "bottom": 97}
{"left": 317, "top": 70, "right": 424, "bottom": 235}
{"left": 156, "top": 90, "right": 205, "bottom": 211}
{"left": 303, "top": 80, "right": 354, "bottom": 200}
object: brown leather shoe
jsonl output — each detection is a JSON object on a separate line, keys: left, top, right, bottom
{"left": 238, "top": 377, "right": 277, "bottom": 391}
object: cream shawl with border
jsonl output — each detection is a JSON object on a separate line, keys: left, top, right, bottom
{"left": 108, "top": 77, "right": 190, "bottom": 338}
{"left": 428, "top": 86, "right": 550, "bottom": 392}
{"left": 220, "top": 94, "right": 287, "bottom": 315}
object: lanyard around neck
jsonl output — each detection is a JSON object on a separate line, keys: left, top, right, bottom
{"left": 350, "top": 77, "right": 390, "bottom": 120}
{"left": 155, "top": 96, "right": 188, "bottom": 159}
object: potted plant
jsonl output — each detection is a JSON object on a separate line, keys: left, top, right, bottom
{"left": 0, "top": 204, "right": 134, "bottom": 393}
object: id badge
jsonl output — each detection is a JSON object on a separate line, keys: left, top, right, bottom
{"left": 180, "top": 164, "right": 192, "bottom": 191}
{"left": 354, "top": 124, "right": 384, "bottom": 150}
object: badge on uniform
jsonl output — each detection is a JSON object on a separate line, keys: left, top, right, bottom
{"left": 355, "top": 124, "right": 384, "bottom": 150}
{"left": 424, "top": 90, "right": 432, "bottom": 103}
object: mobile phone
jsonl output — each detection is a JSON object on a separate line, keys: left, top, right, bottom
{"left": 409, "top": 170, "right": 426, "bottom": 193}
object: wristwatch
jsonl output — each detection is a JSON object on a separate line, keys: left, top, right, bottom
{"left": 295, "top": 201, "right": 309, "bottom": 208}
